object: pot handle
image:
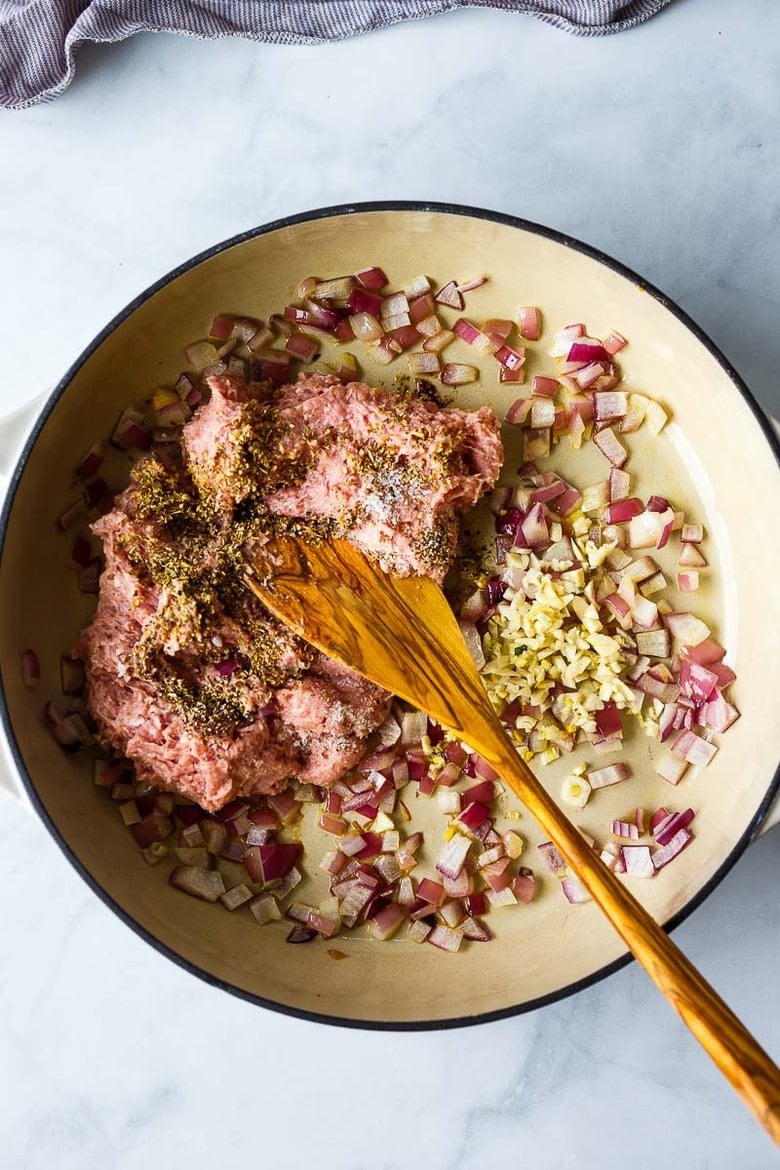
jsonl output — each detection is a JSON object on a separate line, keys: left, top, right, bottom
{"left": 0, "top": 394, "right": 46, "bottom": 804}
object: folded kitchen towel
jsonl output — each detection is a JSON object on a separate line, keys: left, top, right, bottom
{"left": 0, "top": 0, "right": 674, "bottom": 110}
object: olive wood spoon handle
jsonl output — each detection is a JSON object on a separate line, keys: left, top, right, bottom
{"left": 245, "top": 536, "right": 780, "bottom": 1144}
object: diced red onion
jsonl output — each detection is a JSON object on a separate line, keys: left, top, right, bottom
{"left": 408, "top": 351, "right": 440, "bottom": 375}
{"left": 653, "top": 752, "right": 688, "bottom": 786}
{"left": 517, "top": 306, "right": 541, "bottom": 340}
{"left": 512, "top": 869, "right": 536, "bottom": 904}
{"left": 21, "top": 649, "right": 40, "bottom": 688}
{"left": 608, "top": 468, "right": 631, "bottom": 503}
{"left": 634, "top": 628, "right": 671, "bottom": 657}
{"left": 75, "top": 442, "right": 106, "bottom": 480}
{"left": 594, "top": 702, "right": 622, "bottom": 739}
{"left": 398, "top": 709, "right": 426, "bottom": 746}
{"left": 654, "top": 808, "right": 695, "bottom": 847}
{"left": 349, "top": 312, "right": 383, "bottom": 341}
{"left": 587, "top": 763, "right": 629, "bottom": 790}
{"left": 665, "top": 612, "right": 711, "bottom": 646}
{"left": 612, "top": 820, "right": 639, "bottom": 840}
{"left": 681, "top": 523, "right": 703, "bottom": 543}
{"left": 604, "top": 497, "right": 643, "bottom": 524}
{"left": 499, "top": 365, "right": 526, "bottom": 385}
{"left": 441, "top": 363, "right": 478, "bottom": 386}
{"left": 461, "top": 917, "right": 491, "bottom": 942}
{"left": 355, "top": 266, "right": 387, "bottom": 291}
{"left": 602, "top": 331, "right": 627, "bottom": 354}
{"left": 504, "top": 396, "right": 532, "bottom": 425}
{"left": 458, "top": 800, "right": 491, "bottom": 832}
{"left": 652, "top": 828, "right": 693, "bottom": 869}
{"left": 369, "top": 903, "right": 406, "bottom": 941}
{"left": 435, "top": 834, "right": 472, "bottom": 880}
{"left": 677, "top": 571, "right": 700, "bottom": 592}
{"left": 532, "top": 375, "right": 559, "bottom": 397}
{"left": 594, "top": 391, "right": 627, "bottom": 421}
{"left": 494, "top": 344, "right": 526, "bottom": 371}
{"left": 538, "top": 841, "right": 566, "bottom": 875}
{"left": 427, "top": 924, "right": 463, "bottom": 952}
{"left": 482, "top": 856, "right": 512, "bottom": 892}
{"left": 456, "top": 276, "right": 487, "bottom": 294}
{"left": 562, "top": 876, "right": 592, "bottom": 904}
{"left": 169, "top": 866, "right": 226, "bottom": 902}
{"left": 417, "top": 877, "right": 446, "bottom": 906}
{"left": 622, "top": 846, "right": 654, "bottom": 878}
{"left": 458, "top": 619, "right": 485, "bottom": 670}
{"left": 593, "top": 427, "right": 628, "bottom": 468}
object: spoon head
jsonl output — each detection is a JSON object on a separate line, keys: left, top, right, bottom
{"left": 244, "top": 536, "right": 492, "bottom": 734}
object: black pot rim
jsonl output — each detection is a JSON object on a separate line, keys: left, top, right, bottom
{"left": 1, "top": 200, "right": 778, "bottom": 1031}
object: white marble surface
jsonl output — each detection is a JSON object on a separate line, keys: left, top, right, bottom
{"left": 1, "top": 1, "right": 779, "bottom": 1166}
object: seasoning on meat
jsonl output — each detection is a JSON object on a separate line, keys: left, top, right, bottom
{"left": 78, "top": 371, "right": 502, "bottom": 811}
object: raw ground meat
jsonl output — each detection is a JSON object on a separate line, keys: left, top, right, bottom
{"left": 78, "top": 371, "right": 502, "bottom": 811}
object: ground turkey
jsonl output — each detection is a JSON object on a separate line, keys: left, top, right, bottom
{"left": 78, "top": 372, "right": 502, "bottom": 811}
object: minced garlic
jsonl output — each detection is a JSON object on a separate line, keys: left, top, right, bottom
{"left": 479, "top": 548, "right": 640, "bottom": 764}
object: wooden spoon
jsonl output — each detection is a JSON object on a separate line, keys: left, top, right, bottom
{"left": 245, "top": 535, "right": 780, "bottom": 1142}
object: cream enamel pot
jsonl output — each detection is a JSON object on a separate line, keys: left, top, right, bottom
{"left": 1, "top": 203, "right": 778, "bottom": 1028}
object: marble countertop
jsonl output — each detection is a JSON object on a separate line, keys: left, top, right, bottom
{"left": 1, "top": 1, "right": 778, "bottom": 1166}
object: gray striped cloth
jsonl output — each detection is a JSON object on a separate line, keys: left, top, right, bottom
{"left": 0, "top": 0, "right": 673, "bottom": 110}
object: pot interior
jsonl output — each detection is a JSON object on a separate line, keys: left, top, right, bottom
{"left": 1, "top": 208, "right": 778, "bottom": 1025}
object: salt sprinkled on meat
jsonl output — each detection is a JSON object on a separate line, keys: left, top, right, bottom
{"left": 78, "top": 371, "right": 502, "bottom": 811}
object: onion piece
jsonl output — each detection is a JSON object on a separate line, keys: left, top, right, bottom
{"left": 593, "top": 427, "right": 628, "bottom": 468}
{"left": 494, "top": 344, "right": 526, "bottom": 371}
{"left": 512, "top": 868, "right": 536, "bottom": 904}
{"left": 677, "top": 571, "right": 700, "bottom": 592}
{"left": 369, "top": 903, "right": 406, "bottom": 941}
{"left": 21, "top": 649, "right": 40, "bottom": 688}
{"left": 313, "top": 276, "right": 355, "bottom": 301}
{"left": 561, "top": 876, "right": 592, "bottom": 904}
{"left": 417, "top": 877, "right": 446, "bottom": 906}
{"left": 672, "top": 731, "right": 718, "bottom": 767}
{"left": 622, "top": 846, "right": 655, "bottom": 878}
{"left": 453, "top": 317, "right": 485, "bottom": 347}
{"left": 679, "top": 659, "right": 719, "bottom": 704}
{"left": 169, "top": 866, "right": 226, "bottom": 902}
{"left": 75, "top": 442, "right": 106, "bottom": 480}
{"left": 587, "top": 763, "right": 629, "bottom": 790}
{"left": 665, "top": 612, "right": 711, "bottom": 646}
{"left": 594, "top": 391, "right": 627, "bottom": 421}
{"left": 356, "top": 267, "right": 388, "bottom": 291}
{"left": 678, "top": 543, "right": 707, "bottom": 568}
{"left": 441, "top": 363, "right": 478, "bottom": 386}
{"left": 652, "top": 828, "right": 693, "bottom": 868}
{"left": 653, "top": 752, "right": 688, "bottom": 786}
{"left": 532, "top": 375, "right": 559, "bottom": 397}
{"left": 286, "top": 926, "right": 317, "bottom": 944}
{"left": 407, "top": 351, "right": 440, "bottom": 376}
{"left": 484, "top": 886, "right": 515, "bottom": 910}
{"left": 504, "top": 396, "right": 532, "bottom": 425}
{"left": 605, "top": 497, "right": 643, "bottom": 524}
{"left": 537, "top": 841, "right": 566, "bottom": 875}
{"left": 455, "top": 276, "right": 487, "bottom": 294}
{"left": 603, "top": 331, "right": 627, "bottom": 354}
{"left": 612, "top": 820, "right": 639, "bottom": 840}
{"left": 427, "top": 924, "right": 463, "bottom": 952}
{"left": 435, "top": 834, "right": 471, "bottom": 880}
{"left": 655, "top": 808, "right": 695, "bottom": 846}
{"left": 434, "top": 281, "right": 464, "bottom": 310}
{"left": 635, "top": 628, "right": 671, "bottom": 657}
{"left": 423, "top": 329, "right": 455, "bottom": 354}
{"left": 517, "top": 307, "right": 541, "bottom": 340}
{"left": 349, "top": 312, "right": 383, "bottom": 341}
